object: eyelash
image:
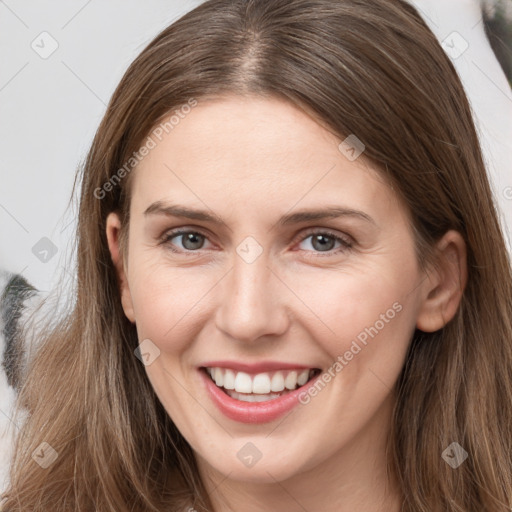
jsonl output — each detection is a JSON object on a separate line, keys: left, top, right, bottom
{"left": 159, "top": 228, "right": 354, "bottom": 257}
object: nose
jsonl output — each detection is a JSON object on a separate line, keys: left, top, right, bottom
{"left": 214, "top": 249, "right": 289, "bottom": 344}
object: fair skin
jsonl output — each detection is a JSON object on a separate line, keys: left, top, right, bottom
{"left": 106, "top": 95, "right": 466, "bottom": 511}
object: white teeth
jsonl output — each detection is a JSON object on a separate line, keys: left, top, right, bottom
{"left": 270, "top": 372, "right": 285, "bottom": 392}
{"left": 234, "top": 371, "right": 253, "bottom": 393}
{"left": 225, "top": 390, "right": 284, "bottom": 402}
{"left": 223, "top": 369, "right": 235, "bottom": 390}
{"left": 214, "top": 368, "right": 224, "bottom": 387}
{"left": 297, "top": 369, "right": 310, "bottom": 386}
{"left": 206, "top": 367, "right": 317, "bottom": 395}
{"left": 284, "top": 371, "right": 298, "bottom": 390}
{"left": 252, "top": 373, "right": 271, "bottom": 394}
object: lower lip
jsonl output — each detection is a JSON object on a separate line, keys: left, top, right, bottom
{"left": 199, "top": 368, "right": 321, "bottom": 424}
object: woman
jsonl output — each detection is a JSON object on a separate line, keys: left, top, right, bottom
{"left": 2, "top": 0, "right": 512, "bottom": 510}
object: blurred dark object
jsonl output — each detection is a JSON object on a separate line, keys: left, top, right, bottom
{"left": 483, "top": 0, "right": 512, "bottom": 87}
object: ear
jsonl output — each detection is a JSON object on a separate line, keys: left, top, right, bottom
{"left": 106, "top": 212, "right": 135, "bottom": 323}
{"left": 416, "top": 230, "right": 467, "bottom": 332}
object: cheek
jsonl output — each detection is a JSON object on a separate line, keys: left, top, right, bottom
{"left": 290, "top": 258, "right": 419, "bottom": 374}
{"left": 301, "top": 267, "right": 413, "bottom": 328}
{"left": 127, "top": 259, "right": 214, "bottom": 350}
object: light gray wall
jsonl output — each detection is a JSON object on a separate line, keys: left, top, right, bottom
{"left": 0, "top": 0, "right": 202, "bottom": 294}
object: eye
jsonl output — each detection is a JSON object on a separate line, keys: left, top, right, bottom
{"left": 160, "top": 229, "right": 213, "bottom": 252}
{"left": 160, "top": 228, "right": 353, "bottom": 256}
{"left": 297, "top": 230, "right": 353, "bottom": 255}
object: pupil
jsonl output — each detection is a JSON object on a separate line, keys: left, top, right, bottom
{"left": 183, "top": 233, "right": 203, "bottom": 250}
{"left": 312, "top": 234, "right": 334, "bottom": 252}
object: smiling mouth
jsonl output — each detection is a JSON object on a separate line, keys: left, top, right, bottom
{"left": 201, "top": 367, "right": 322, "bottom": 402}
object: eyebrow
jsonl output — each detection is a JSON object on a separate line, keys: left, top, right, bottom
{"left": 143, "top": 201, "right": 376, "bottom": 227}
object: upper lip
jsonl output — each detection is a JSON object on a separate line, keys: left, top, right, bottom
{"left": 199, "top": 361, "right": 319, "bottom": 373}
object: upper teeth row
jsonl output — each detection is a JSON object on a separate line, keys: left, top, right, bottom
{"left": 206, "top": 367, "right": 314, "bottom": 394}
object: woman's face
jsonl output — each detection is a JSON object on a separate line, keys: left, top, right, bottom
{"left": 107, "top": 96, "right": 432, "bottom": 484}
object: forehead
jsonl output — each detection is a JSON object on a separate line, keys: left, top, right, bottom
{"left": 129, "top": 95, "right": 398, "bottom": 222}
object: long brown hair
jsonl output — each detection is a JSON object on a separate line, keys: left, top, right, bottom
{"left": 3, "top": 0, "right": 512, "bottom": 510}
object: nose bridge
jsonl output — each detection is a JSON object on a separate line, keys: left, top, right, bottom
{"left": 215, "top": 244, "right": 287, "bottom": 342}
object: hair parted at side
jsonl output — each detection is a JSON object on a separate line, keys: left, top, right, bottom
{"left": 2, "top": 0, "right": 512, "bottom": 510}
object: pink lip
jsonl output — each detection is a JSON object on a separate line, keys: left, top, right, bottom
{"left": 199, "top": 367, "right": 321, "bottom": 424}
{"left": 199, "top": 360, "right": 315, "bottom": 374}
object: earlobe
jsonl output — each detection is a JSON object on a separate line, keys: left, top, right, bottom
{"left": 106, "top": 212, "right": 136, "bottom": 323}
{"left": 416, "top": 230, "right": 467, "bottom": 332}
